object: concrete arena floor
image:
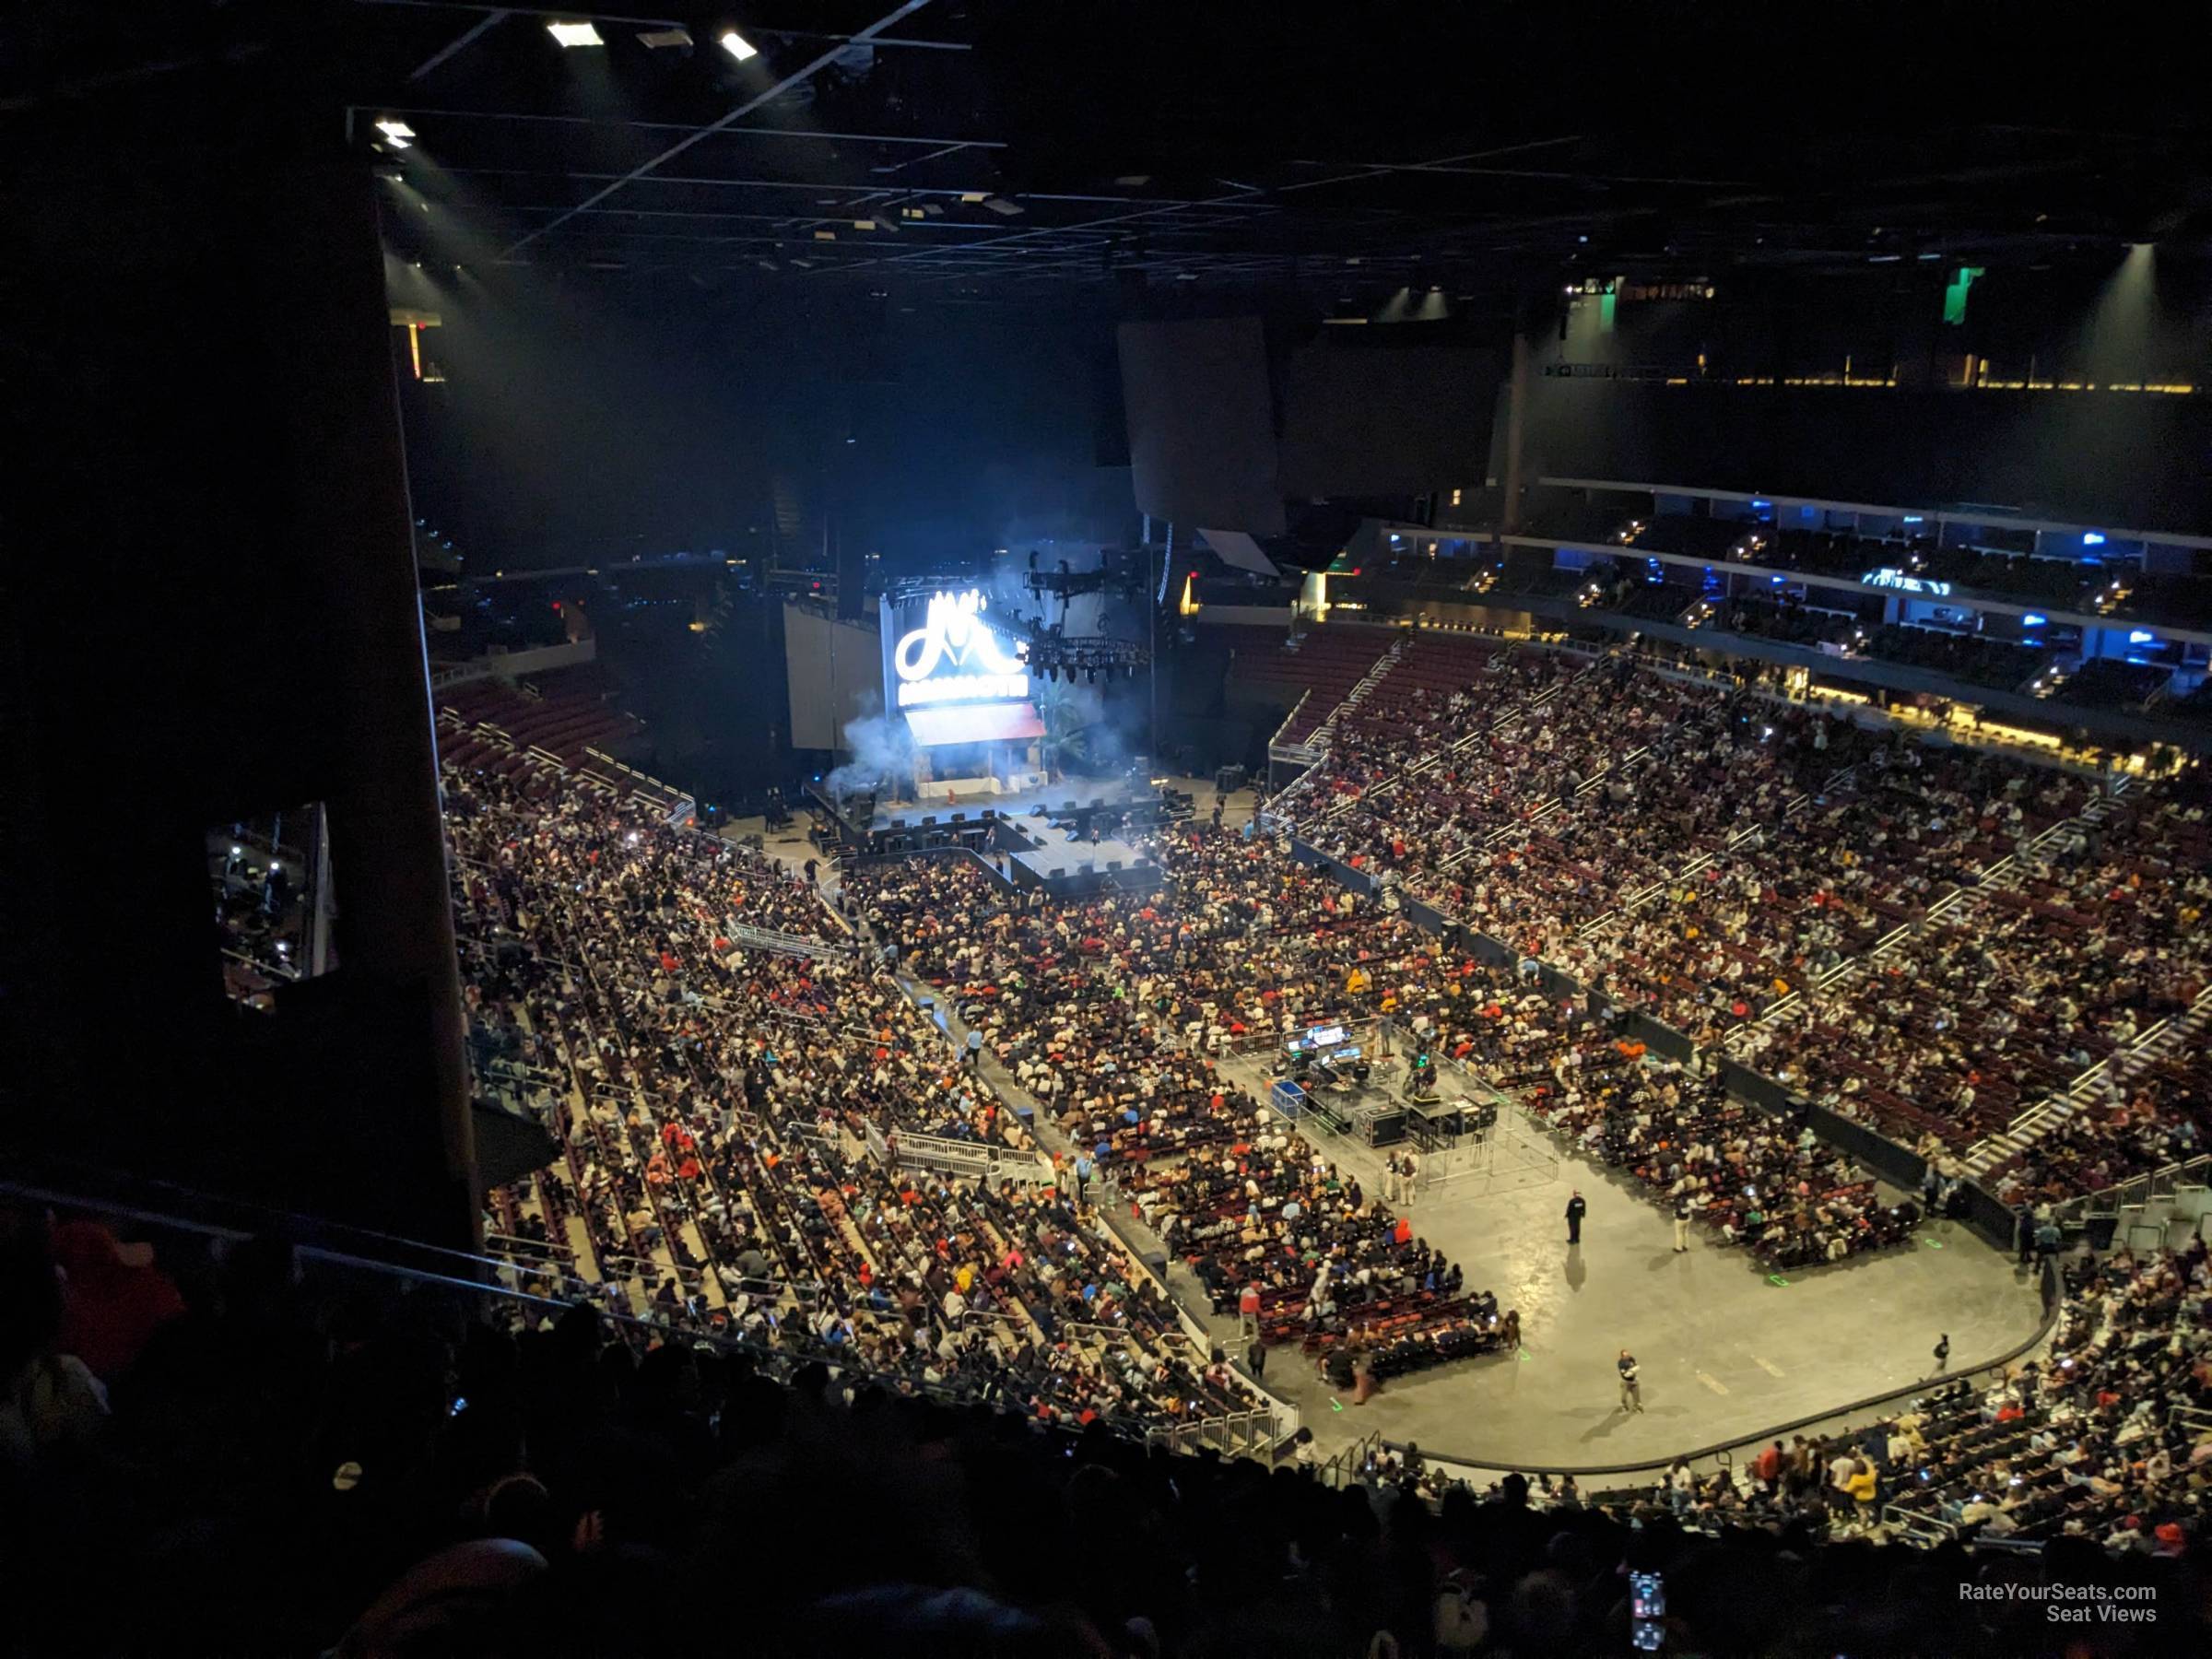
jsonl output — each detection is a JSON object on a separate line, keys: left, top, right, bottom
{"left": 1216, "top": 1082, "right": 2046, "bottom": 1468}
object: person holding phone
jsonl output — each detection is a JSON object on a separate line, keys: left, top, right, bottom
{"left": 1618, "top": 1347, "right": 1642, "bottom": 1413}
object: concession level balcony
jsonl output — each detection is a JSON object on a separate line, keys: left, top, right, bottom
{"left": 1503, "top": 531, "right": 2212, "bottom": 651}
{"left": 1513, "top": 479, "right": 2212, "bottom": 644}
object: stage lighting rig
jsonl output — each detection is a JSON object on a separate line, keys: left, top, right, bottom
{"left": 992, "top": 606, "right": 1149, "bottom": 685}
{"left": 1019, "top": 548, "right": 1151, "bottom": 605}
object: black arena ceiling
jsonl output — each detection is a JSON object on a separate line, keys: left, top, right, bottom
{"left": 10, "top": 1, "right": 2211, "bottom": 310}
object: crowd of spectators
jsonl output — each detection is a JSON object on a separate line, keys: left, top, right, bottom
{"left": 1301, "top": 655, "right": 1819, "bottom": 928}
{"left": 12, "top": 746, "right": 2212, "bottom": 1653}
{"left": 1559, "top": 737, "right": 2086, "bottom": 1041}
{"left": 853, "top": 827, "right": 1923, "bottom": 1288}
{"left": 845, "top": 831, "right": 1506, "bottom": 1378}
{"left": 1848, "top": 1241, "right": 2212, "bottom": 1551}
{"left": 1739, "top": 772, "right": 2211, "bottom": 1148}
{"left": 446, "top": 767, "right": 1258, "bottom": 1438}
{"left": 1275, "top": 627, "right": 2207, "bottom": 1195}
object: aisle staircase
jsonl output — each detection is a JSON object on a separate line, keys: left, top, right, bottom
{"left": 1724, "top": 780, "right": 2116, "bottom": 1050}
{"left": 1435, "top": 737, "right": 1653, "bottom": 876}
{"left": 1555, "top": 761, "right": 1848, "bottom": 948}
{"left": 1964, "top": 982, "right": 2212, "bottom": 1179}
{"left": 1316, "top": 638, "right": 1408, "bottom": 747}
{"left": 1322, "top": 649, "right": 1607, "bottom": 829}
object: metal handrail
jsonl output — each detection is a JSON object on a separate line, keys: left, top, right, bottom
{"left": 2063, "top": 1152, "right": 2212, "bottom": 1220}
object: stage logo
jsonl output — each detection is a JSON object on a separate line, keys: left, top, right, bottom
{"left": 891, "top": 590, "right": 1029, "bottom": 707}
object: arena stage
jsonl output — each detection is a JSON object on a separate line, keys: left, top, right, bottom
{"left": 1201, "top": 1050, "right": 2049, "bottom": 1472}
{"left": 809, "top": 776, "right": 1171, "bottom": 855}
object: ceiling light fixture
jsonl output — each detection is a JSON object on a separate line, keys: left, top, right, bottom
{"left": 982, "top": 196, "right": 1024, "bottom": 217}
{"left": 638, "top": 28, "right": 692, "bottom": 48}
{"left": 719, "top": 29, "right": 759, "bottom": 62}
{"left": 374, "top": 118, "right": 415, "bottom": 140}
{"left": 384, "top": 135, "right": 413, "bottom": 150}
{"left": 959, "top": 192, "right": 987, "bottom": 205}
{"left": 546, "top": 20, "right": 604, "bottom": 47}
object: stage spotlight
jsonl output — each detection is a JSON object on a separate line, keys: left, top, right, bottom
{"left": 719, "top": 28, "right": 759, "bottom": 62}
{"left": 547, "top": 20, "right": 605, "bottom": 47}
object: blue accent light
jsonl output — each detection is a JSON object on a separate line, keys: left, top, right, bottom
{"left": 2083, "top": 532, "right": 2106, "bottom": 546}
{"left": 2128, "top": 630, "right": 2156, "bottom": 645}
{"left": 1771, "top": 575, "right": 1784, "bottom": 584}
{"left": 1749, "top": 499, "right": 1771, "bottom": 509}
{"left": 1902, "top": 515, "right": 1924, "bottom": 524}
{"left": 2021, "top": 614, "right": 2047, "bottom": 628}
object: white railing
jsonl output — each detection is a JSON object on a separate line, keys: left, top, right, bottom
{"left": 428, "top": 638, "right": 597, "bottom": 690}
{"left": 724, "top": 920, "right": 851, "bottom": 961}
{"left": 1145, "top": 1406, "right": 1282, "bottom": 1460}
{"left": 1969, "top": 982, "right": 2212, "bottom": 1176}
{"left": 880, "top": 1128, "right": 1053, "bottom": 1186}
{"left": 581, "top": 747, "right": 697, "bottom": 822}
{"left": 1265, "top": 688, "right": 1313, "bottom": 756}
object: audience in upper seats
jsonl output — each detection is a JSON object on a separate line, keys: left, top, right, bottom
{"left": 1737, "top": 773, "right": 2210, "bottom": 1149}
{"left": 1275, "top": 629, "right": 2206, "bottom": 1193}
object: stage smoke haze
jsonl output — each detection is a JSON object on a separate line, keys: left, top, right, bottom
{"left": 825, "top": 699, "right": 915, "bottom": 799}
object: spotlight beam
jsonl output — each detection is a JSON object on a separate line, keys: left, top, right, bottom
{"left": 500, "top": 0, "right": 941, "bottom": 258}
